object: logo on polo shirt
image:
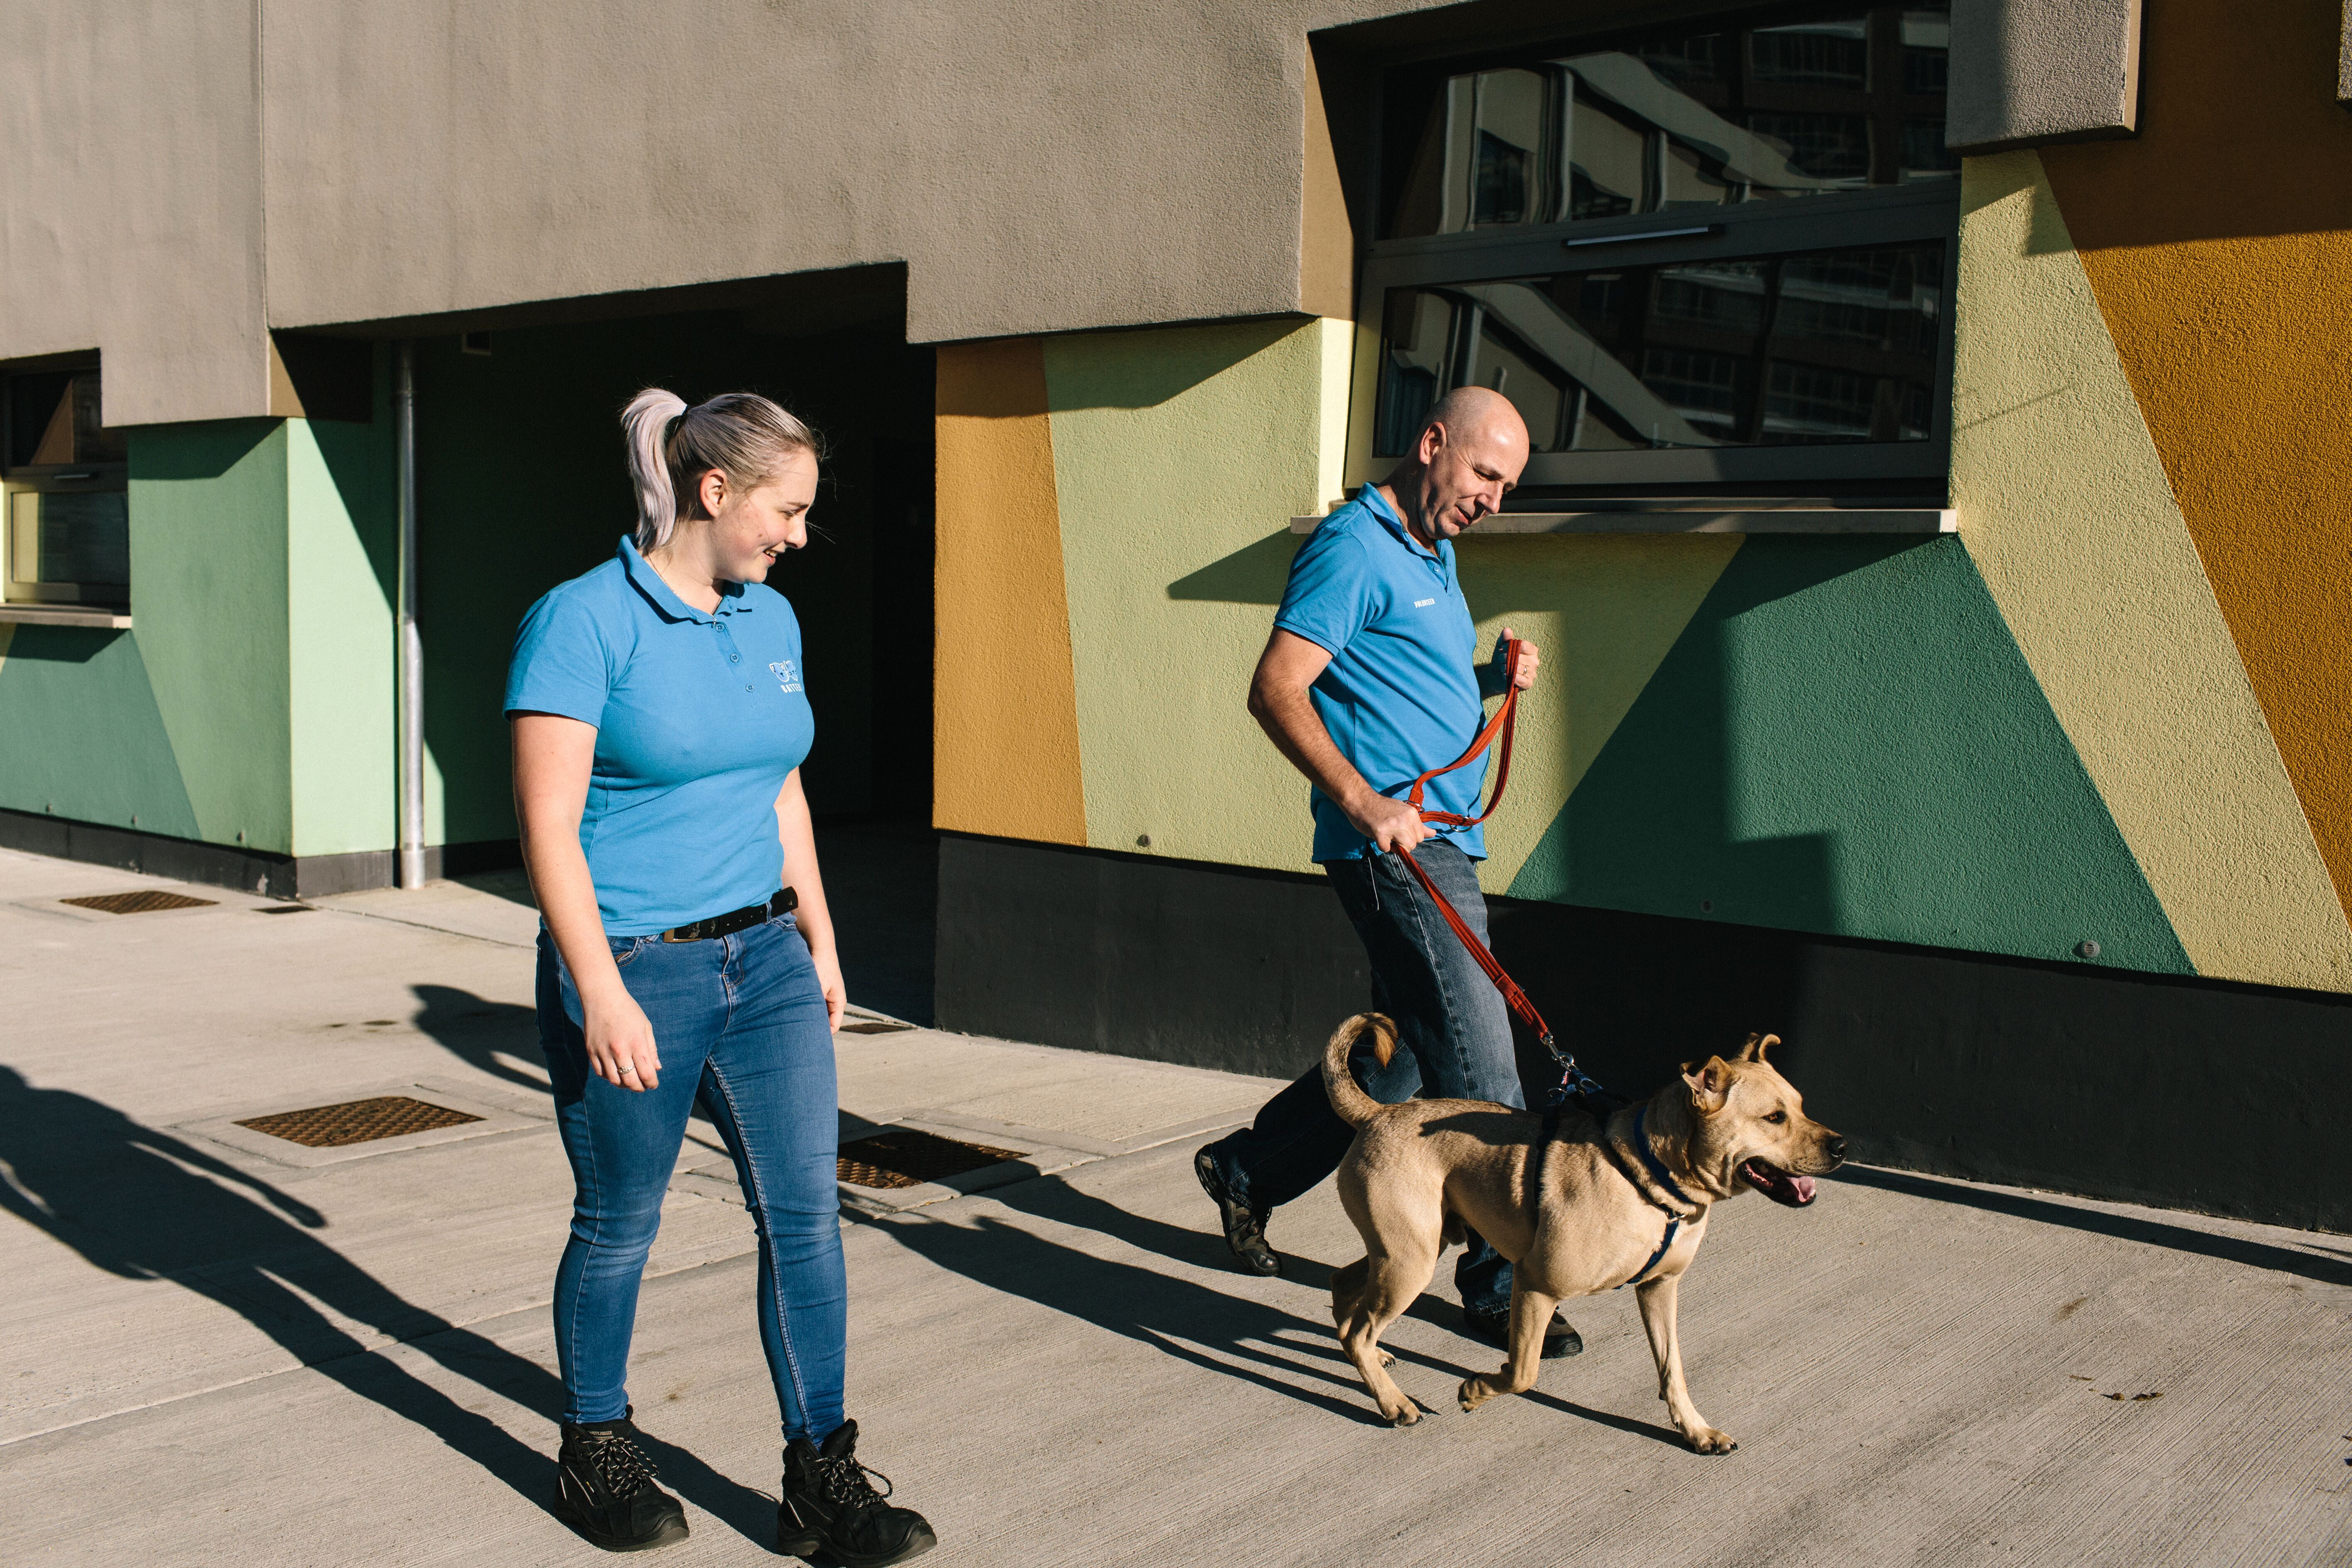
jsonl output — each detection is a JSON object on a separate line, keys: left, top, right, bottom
{"left": 769, "top": 660, "right": 803, "bottom": 694}
{"left": 1414, "top": 598, "right": 1436, "bottom": 608}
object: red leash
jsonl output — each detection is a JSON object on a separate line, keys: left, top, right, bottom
{"left": 1389, "top": 637, "right": 1555, "bottom": 1049}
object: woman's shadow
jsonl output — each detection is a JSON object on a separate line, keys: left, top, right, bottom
{"left": 0, "top": 1067, "right": 778, "bottom": 1545}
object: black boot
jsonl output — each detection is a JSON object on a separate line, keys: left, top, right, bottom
{"left": 1195, "top": 1145, "right": 1281, "bottom": 1277}
{"left": 1462, "top": 1302, "right": 1584, "bottom": 1360}
{"left": 555, "top": 1408, "right": 689, "bottom": 1551}
{"left": 778, "top": 1419, "right": 936, "bottom": 1566}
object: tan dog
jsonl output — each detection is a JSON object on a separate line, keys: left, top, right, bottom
{"left": 1321, "top": 1013, "right": 1844, "bottom": 1451}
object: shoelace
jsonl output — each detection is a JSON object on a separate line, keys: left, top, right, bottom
{"left": 580, "top": 1432, "right": 662, "bottom": 1500}
{"left": 813, "top": 1452, "right": 895, "bottom": 1511}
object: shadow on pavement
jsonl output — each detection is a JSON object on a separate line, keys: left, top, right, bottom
{"left": 410, "top": 983, "right": 548, "bottom": 1095}
{"left": 860, "top": 1161, "right": 1687, "bottom": 1446}
{"left": 0, "top": 1068, "right": 776, "bottom": 1548}
{"left": 1833, "top": 1165, "right": 2352, "bottom": 1288}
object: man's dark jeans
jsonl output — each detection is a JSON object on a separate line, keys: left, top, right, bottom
{"left": 1201, "top": 838, "right": 1521, "bottom": 1317}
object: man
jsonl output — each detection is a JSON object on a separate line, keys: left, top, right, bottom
{"left": 1194, "top": 385, "right": 1578, "bottom": 1359}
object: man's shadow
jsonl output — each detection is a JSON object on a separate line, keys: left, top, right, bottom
{"left": 0, "top": 1068, "right": 777, "bottom": 1544}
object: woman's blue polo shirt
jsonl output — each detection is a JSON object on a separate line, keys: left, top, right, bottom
{"left": 505, "top": 536, "right": 815, "bottom": 936}
{"left": 1273, "top": 486, "right": 1490, "bottom": 864}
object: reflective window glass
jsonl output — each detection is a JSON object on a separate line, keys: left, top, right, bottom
{"left": 8, "top": 490, "right": 131, "bottom": 598}
{"left": 1383, "top": 3, "right": 1951, "bottom": 238}
{"left": 1372, "top": 240, "right": 1944, "bottom": 455}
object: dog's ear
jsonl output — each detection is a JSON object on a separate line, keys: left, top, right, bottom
{"left": 1681, "top": 1056, "right": 1732, "bottom": 1114}
{"left": 1735, "top": 1032, "right": 1780, "bottom": 1063}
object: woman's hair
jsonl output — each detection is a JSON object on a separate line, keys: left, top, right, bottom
{"left": 620, "top": 388, "right": 821, "bottom": 551}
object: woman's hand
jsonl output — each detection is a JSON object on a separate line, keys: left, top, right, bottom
{"left": 810, "top": 944, "right": 848, "bottom": 1034}
{"left": 582, "top": 984, "right": 663, "bottom": 1091}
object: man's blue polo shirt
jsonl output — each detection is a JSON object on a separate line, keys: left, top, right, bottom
{"left": 1273, "top": 485, "right": 1490, "bottom": 863}
{"left": 504, "top": 536, "right": 815, "bottom": 936}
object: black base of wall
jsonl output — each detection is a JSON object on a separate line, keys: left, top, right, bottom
{"left": 0, "top": 809, "right": 520, "bottom": 898}
{"left": 937, "top": 833, "right": 2352, "bottom": 1233}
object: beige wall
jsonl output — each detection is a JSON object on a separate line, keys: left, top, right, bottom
{"left": 0, "top": 0, "right": 268, "bottom": 425}
{"left": 2, "top": 0, "right": 1474, "bottom": 426}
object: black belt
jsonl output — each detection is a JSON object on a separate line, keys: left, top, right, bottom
{"left": 660, "top": 887, "right": 797, "bottom": 943}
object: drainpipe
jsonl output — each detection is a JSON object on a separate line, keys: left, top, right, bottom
{"left": 394, "top": 341, "right": 427, "bottom": 890}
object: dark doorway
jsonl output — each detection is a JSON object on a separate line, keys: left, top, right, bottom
{"left": 374, "top": 266, "right": 941, "bottom": 1018}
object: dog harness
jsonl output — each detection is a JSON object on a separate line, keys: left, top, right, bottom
{"left": 1599, "top": 1105, "right": 1705, "bottom": 1289}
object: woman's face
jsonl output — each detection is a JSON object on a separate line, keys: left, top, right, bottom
{"left": 697, "top": 449, "right": 819, "bottom": 583}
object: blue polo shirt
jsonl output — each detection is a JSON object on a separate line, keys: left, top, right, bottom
{"left": 504, "top": 537, "right": 815, "bottom": 935}
{"left": 1274, "top": 486, "right": 1491, "bottom": 863}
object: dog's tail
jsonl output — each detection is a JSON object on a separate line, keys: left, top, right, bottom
{"left": 1322, "top": 1013, "right": 1399, "bottom": 1128}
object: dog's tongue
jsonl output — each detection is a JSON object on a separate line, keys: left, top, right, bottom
{"left": 1788, "top": 1174, "right": 1816, "bottom": 1204}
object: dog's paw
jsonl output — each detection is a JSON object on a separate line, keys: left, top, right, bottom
{"left": 1379, "top": 1350, "right": 1394, "bottom": 1367}
{"left": 1458, "top": 1378, "right": 1486, "bottom": 1413}
{"left": 1382, "top": 1399, "right": 1421, "bottom": 1427}
{"left": 1682, "top": 1426, "right": 1737, "bottom": 1455}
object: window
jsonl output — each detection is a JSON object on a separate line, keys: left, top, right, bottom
{"left": 1363, "top": 5, "right": 1957, "bottom": 492}
{"left": 2, "top": 367, "right": 129, "bottom": 612}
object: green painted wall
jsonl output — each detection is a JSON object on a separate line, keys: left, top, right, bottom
{"left": 0, "top": 621, "right": 202, "bottom": 838}
{"left": 123, "top": 420, "right": 295, "bottom": 852}
{"left": 0, "top": 407, "right": 400, "bottom": 862}
{"left": 1505, "top": 536, "right": 2192, "bottom": 973}
{"left": 288, "top": 391, "right": 397, "bottom": 857}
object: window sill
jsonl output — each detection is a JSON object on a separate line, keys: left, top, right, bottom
{"left": 1289, "top": 506, "right": 1955, "bottom": 537}
{"left": 0, "top": 603, "right": 132, "bottom": 628}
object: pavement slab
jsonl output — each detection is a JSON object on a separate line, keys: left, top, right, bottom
{"left": 4, "top": 846, "right": 2349, "bottom": 1566}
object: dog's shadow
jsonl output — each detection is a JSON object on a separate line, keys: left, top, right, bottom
{"left": 863, "top": 1169, "right": 1688, "bottom": 1447}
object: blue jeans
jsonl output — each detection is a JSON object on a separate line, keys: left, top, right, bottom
{"left": 537, "top": 911, "right": 845, "bottom": 1441}
{"left": 1201, "top": 839, "right": 1522, "bottom": 1316}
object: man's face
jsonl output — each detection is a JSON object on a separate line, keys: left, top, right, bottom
{"left": 1412, "top": 412, "right": 1528, "bottom": 542}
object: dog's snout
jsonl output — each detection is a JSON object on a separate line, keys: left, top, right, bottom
{"left": 1822, "top": 1134, "right": 1847, "bottom": 1167}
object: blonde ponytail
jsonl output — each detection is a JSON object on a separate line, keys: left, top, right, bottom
{"left": 620, "top": 387, "right": 822, "bottom": 551}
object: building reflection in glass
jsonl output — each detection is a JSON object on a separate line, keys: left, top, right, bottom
{"left": 1384, "top": 5, "right": 1955, "bottom": 238}
{"left": 1374, "top": 241, "right": 1944, "bottom": 455}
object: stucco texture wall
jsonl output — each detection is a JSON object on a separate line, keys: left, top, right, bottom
{"left": 0, "top": 414, "right": 401, "bottom": 860}
{"left": 942, "top": 289, "right": 2351, "bottom": 990}
{"left": 2037, "top": 0, "right": 2352, "bottom": 941}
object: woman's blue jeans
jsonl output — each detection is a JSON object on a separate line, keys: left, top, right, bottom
{"left": 536, "top": 911, "right": 845, "bottom": 1441}
{"left": 1200, "top": 840, "right": 1522, "bottom": 1317}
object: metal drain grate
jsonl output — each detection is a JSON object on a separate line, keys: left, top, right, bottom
{"left": 236, "top": 1095, "right": 483, "bottom": 1148}
{"left": 62, "top": 890, "right": 218, "bottom": 916}
{"left": 837, "top": 1020, "right": 915, "bottom": 1035}
{"left": 838, "top": 1127, "right": 1025, "bottom": 1189}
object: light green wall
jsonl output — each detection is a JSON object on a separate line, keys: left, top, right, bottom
{"left": 1046, "top": 317, "right": 1348, "bottom": 869}
{"left": 287, "top": 412, "right": 396, "bottom": 856}
{"left": 127, "top": 421, "right": 295, "bottom": 852}
{"left": 0, "top": 412, "right": 397, "bottom": 860}
{"left": 0, "top": 620, "right": 202, "bottom": 837}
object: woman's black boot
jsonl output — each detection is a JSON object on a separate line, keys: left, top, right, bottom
{"left": 778, "top": 1419, "right": 936, "bottom": 1566}
{"left": 556, "top": 1409, "right": 690, "bottom": 1551}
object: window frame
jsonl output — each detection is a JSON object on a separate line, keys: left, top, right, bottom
{"left": 1, "top": 364, "right": 131, "bottom": 613}
{"left": 1349, "top": 7, "right": 1962, "bottom": 497}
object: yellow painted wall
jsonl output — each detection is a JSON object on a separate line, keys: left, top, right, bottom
{"left": 2040, "top": 0, "right": 2352, "bottom": 926}
{"left": 1951, "top": 151, "right": 2352, "bottom": 992}
{"left": 932, "top": 339, "right": 1087, "bottom": 845}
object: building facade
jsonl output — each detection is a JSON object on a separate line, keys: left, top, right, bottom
{"left": 5, "top": 0, "right": 2348, "bottom": 1226}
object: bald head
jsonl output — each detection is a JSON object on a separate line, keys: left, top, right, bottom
{"left": 1383, "top": 385, "right": 1530, "bottom": 546}
{"left": 1425, "top": 385, "right": 1529, "bottom": 450}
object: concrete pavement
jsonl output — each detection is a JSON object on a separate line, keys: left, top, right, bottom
{"left": 3, "top": 843, "right": 2348, "bottom": 1566}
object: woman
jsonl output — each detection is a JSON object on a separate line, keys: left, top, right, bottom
{"left": 506, "top": 388, "right": 934, "bottom": 1564}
